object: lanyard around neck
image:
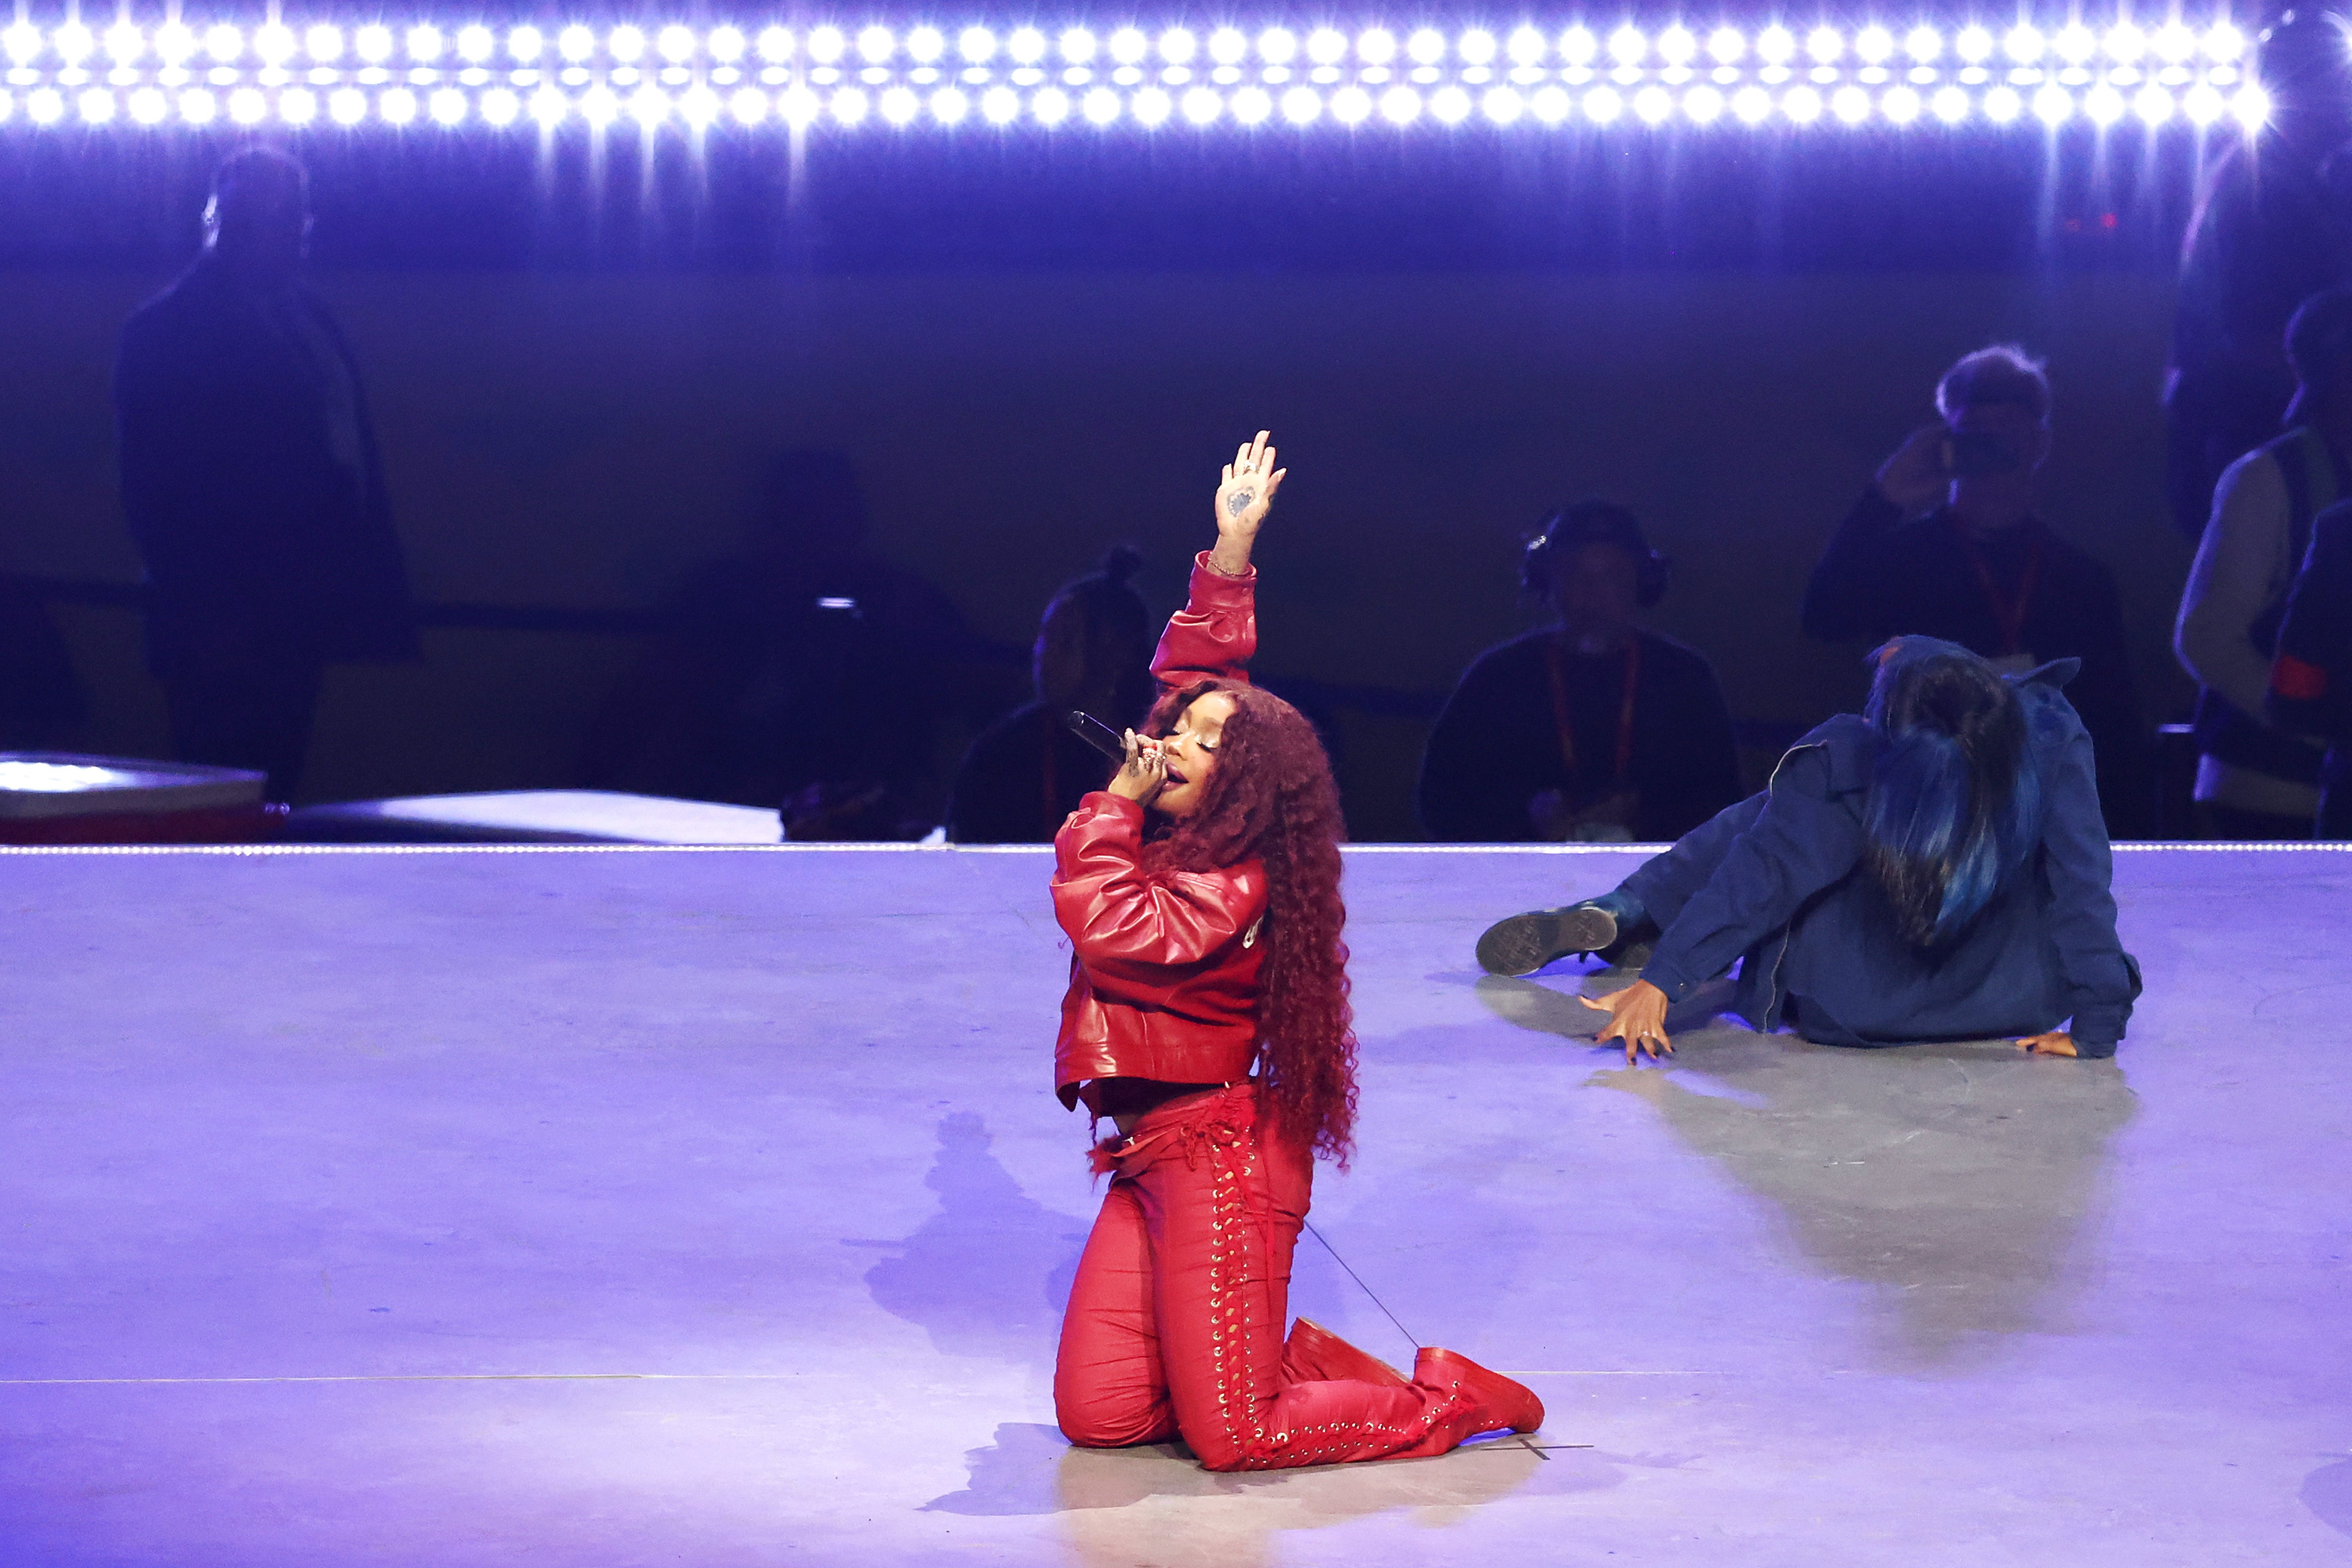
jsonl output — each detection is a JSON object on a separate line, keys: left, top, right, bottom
{"left": 1949, "top": 517, "right": 2043, "bottom": 657}
{"left": 1546, "top": 634, "right": 1643, "bottom": 786}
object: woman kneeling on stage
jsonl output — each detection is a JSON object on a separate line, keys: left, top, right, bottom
{"left": 1052, "top": 432, "right": 1544, "bottom": 1471}
{"left": 1478, "top": 636, "right": 2141, "bottom": 1062}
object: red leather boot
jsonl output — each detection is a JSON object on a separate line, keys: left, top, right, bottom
{"left": 1412, "top": 1347, "right": 1545, "bottom": 1436}
{"left": 1281, "top": 1317, "right": 1410, "bottom": 1388}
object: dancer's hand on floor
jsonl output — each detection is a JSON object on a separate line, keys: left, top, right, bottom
{"left": 1107, "top": 729, "right": 1167, "bottom": 806}
{"left": 2016, "top": 1031, "right": 2079, "bottom": 1057}
{"left": 1210, "top": 430, "right": 1284, "bottom": 577}
{"left": 1579, "top": 980, "right": 1673, "bottom": 1062}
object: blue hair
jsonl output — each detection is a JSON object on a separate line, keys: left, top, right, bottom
{"left": 1861, "top": 639, "right": 2044, "bottom": 947}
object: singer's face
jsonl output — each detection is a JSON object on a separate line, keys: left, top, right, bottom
{"left": 1152, "top": 691, "right": 1235, "bottom": 818}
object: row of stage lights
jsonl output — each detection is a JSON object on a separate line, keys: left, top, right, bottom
{"left": 0, "top": 19, "right": 2261, "bottom": 71}
{"left": 0, "top": 77, "right": 2270, "bottom": 129}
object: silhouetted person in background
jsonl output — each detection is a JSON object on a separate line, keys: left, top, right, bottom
{"left": 581, "top": 450, "right": 970, "bottom": 838}
{"left": 2166, "top": 6, "right": 2352, "bottom": 539}
{"left": 2174, "top": 288, "right": 2352, "bottom": 836}
{"left": 947, "top": 546, "right": 1152, "bottom": 844}
{"left": 0, "top": 578, "right": 87, "bottom": 748}
{"left": 1418, "top": 503, "right": 1742, "bottom": 843}
{"left": 2269, "top": 485, "right": 2352, "bottom": 835}
{"left": 114, "top": 147, "right": 415, "bottom": 801}
{"left": 1804, "top": 346, "right": 2150, "bottom": 837}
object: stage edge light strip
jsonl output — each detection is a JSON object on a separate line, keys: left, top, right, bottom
{"left": 0, "top": 19, "right": 2271, "bottom": 133}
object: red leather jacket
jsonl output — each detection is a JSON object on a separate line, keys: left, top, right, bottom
{"left": 1051, "top": 555, "right": 1264, "bottom": 1107}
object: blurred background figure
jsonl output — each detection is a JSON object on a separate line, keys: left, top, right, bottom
{"left": 947, "top": 546, "right": 1151, "bottom": 844}
{"left": 2173, "top": 287, "right": 2352, "bottom": 837}
{"left": 0, "top": 576, "right": 87, "bottom": 748}
{"left": 1417, "top": 502, "right": 1741, "bottom": 843}
{"left": 113, "top": 146, "right": 416, "bottom": 801}
{"left": 580, "top": 449, "right": 972, "bottom": 839}
{"left": 2166, "top": 6, "right": 2352, "bottom": 539}
{"left": 1803, "top": 345, "right": 2151, "bottom": 837}
{"left": 2267, "top": 484, "right": 2352, "bottom": 836}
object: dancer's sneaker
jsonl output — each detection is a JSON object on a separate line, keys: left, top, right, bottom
{"left": 1283, "top": 1317, "right": 1410, "bottom": 1389}
{"left": 1474, "top": 903, "right": 1619, "bottom": 977}
{"left": 1413, "top": 1347, "right": 1545, "bottom": 1435}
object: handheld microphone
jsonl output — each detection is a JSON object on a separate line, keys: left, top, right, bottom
{"left": 1064, "top": 710, "right": 1131, "bottom": 761}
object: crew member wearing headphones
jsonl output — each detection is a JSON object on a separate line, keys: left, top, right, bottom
{"left": 1416, "top": 502, "right": 1743, "bottom": 844}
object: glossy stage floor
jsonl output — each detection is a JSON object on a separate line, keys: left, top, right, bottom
{"left": 3, "top": 840, "right": 2348, "bottom": 1567}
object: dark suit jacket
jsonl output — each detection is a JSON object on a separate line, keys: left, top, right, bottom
{"left": 114, "top": 255, "right": 415, "bottom": 673}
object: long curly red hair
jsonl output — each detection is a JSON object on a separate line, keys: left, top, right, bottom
{"left": 1141, "top": 680, "right": 1359, "bottom": 1163}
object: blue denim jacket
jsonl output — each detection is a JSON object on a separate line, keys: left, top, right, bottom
{"left": 1639, "top": 661, "right": 2142, "bottom": 1056}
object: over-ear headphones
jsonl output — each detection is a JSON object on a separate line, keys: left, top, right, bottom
{"left": 1520, "top": 501, "right": 1671, "bottom": 609}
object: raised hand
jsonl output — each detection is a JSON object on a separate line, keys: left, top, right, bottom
{"left": 1209, "top": 430, "right": 1285, "bottom": 577}
{"left": 1874, "top": 424, "right": 1950, "bottom": 514}
{"left": 1106, "top": 728, "right": 1168, "bottom": 805}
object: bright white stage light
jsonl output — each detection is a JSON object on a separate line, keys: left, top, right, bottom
{"left": 156, "top": 22, "right": 196, "bottom": 64}
{"left": 407, "top": 23, "right": 444, "bottom": 62}
{"left": 878, "top": 85, "right": 918, "bottom": 124}
{"left": 253, "top": 23, "right": 296, "bottom": 65}
{"left": 2183, "top": 82, "right": 2225, "bottom": 125}
{"left": 1904, "top": 26, "right": 1941, "bottom": 63}
{"left": 1506, "top": 26, "right": 1548, "bottom": 64}
{"left": 1159, "top": 28, "right": 1198, "bottom": 65}
{"left": 981, "top": 85, "right": 1018, "bottom": 122}
{"left": 2084, "top": 83, "right": 2125, "bottom": 124}
{"left": 1608, "top": 25, "right": 1646, "bottom": 65}
{"left": 1658, "top": 25, "right": 1698, "bottom": 65}
{"left": 1708, "top": 26, "right": 1745, "bottom": 65}
{"left": 1559, "top": 26, "right": 1598, "bottom": 65}
{"left": 931, "top": 86, "right": 968, "bottom": 124}
{"left": 780, "top": 86, "right": 820, "bottom": 124}
{"left": 106, "top": 22, "right": 147, "bottom": 63}
{"left": 1732, "top": 85, "right": 1771, "bottom": 123}
{"left": 2135, "top": 84, "right": 2175, "bottom": 125}
{"left": 379, "top": 87, "right": 419, "bottom": 125}
{"left": 2033, "top": 84, "right": 2073, "bottom": 124}
{"left": 2055, "top": 24, "right": 2098, "bottom": 64}
{"left": 2204, "top": 22, "right": 2245, "bottom": 62}
{"left": 2, "top": 22, "right": 40, "bottom": 64}
{"left": 330, "top": 87, "right": 368, "bottom": 125}
{"left": 1984, "top": 85, "right": 2023, "bottom": 122}
{"left": 1483, "top": 85, "right": 1523, "bottom": 123}
{"left": 1082, "top": 86, "right": 1119, "bottom": 123}
{"left": 908, "top": 27, "right": 947, "bottom": 64}
{"left": 1379, "top": 85, "right": 1420, "bottom": 123}
{"left": 733, "top": 86, "right": 770, "bottom": 124}
{"left": 1259, "top": 27, "right": 1299, "bottom": 64}
{"left": 77, "top": 88, "right": 114, "bottom": 124}
{"left": 1459, "top": 30, "right": 1497, "bottom": 65}
{"left": 858, "top": 27, "right": 895, "bottom": 64}
{"left": 1232, "top": 85, "right": 1272, "bottom": 123}
{"left": 1358, "top": 28, "right": 1397, "bottom": 65}
{"left": 656, "top": 25, "right": 695, "bottom": 63}
{"left": 507, "top": 26, "right": 543, "bottom": 63}
{"left": 1584, "top": 85, "right": 1622, "bottom": 123}
{"left": 1181, "top": 85, "right": 1220, "bottom": 123}
{"left": 1756, "top": 25, "right": 1796, "bottom": 65}
{"left": 178, "top": 88, "right": 216, "bottom": 124}
{"left": 1032, "top": 85, "right": 1071, "bottom": 123}
{"left": 532, "top": 87, "right": 570, "bottom": 127}
{"left": 1932, "top": 85, "right": 1969, "bottom": 122}
{"left": 129, "top": 86, "right": 167, "bottom": 124}
{"left": 1806, "top": 26, "right": 1843, "bottom": 64}
{"left": 558, "top": 26, "right": 594, "bottom": 63}
{"left": 431, "top": 87, "right": 468, "bottom": 125}
{"left": 709, "top": 27, "right": 746, "bottom": 63}
{"left": 1831, "top": 85, "right": 1870, "bottom": 123}
{"left": 2233, "top": 84, "right": 2270, "bottom": 130}
{"left": 482, "top": 87, "right": 522, "bottom": 126}
{"left": 1282, "top": 85, "right": 1322, "bottom": 122}
{"left": 1407, "top": 28, "right": 1446, "bottom": 65}
{"left": 280, "top": 88, "right": 319, "bottom": 125}
{"left": 203, "top": 24, "right": 243, "bottom": 63}
{"left": 27, "top": 87, "right": 62, "bottom": 124}
{"left": 961, "top": 27, "right": 999, "bottom": 63}
{"left": 1307, "top": 27, "right": 1347, "bottom": 64}
{"left": 831, "top": 87, "right": 869, "bottom": 125}
{"left": 1060, "top": 28, "right": 1096, "bottom": 63}
{"left": 808, "top": 27, "right": 848, "bottom": 63}
{"left": 1784, "top": 85, "right": 1824, "bottom": 123}
{"left": 2154, "top": 23, "right": 2198, "bottom": 64}
{"left": 580, "top": 84, "right": 619, "bottom": 126}
{"left": 1330, "top": 84, "right": 1372, "bottom": 123}
{"left": 1955, "top": 25, "right": 1993, "bottom": 63}
{"left": 295, "top": 23, "right": 339, "bottom": 63}
{"left": 1684, "top": 84, "right": 1724, "bottom": 123}
{"left": 2105, "top": 23, "right": 2147, "bottom": 63}
{"left": 229, "top": 86, "right": 268, "bottom": 124}
{"left": 445, "top": 24, "right": 488, "bottom": 64}
{"left": 1883, "top": 85, "right": 1922, "bottom": 124}
{"left": 1132, "top": 86, "right": 1172, "bottom": 126}
{"left": 1108, "top": 27, "right": 1148, "bottom": 64}
{"left": 2004, "top": 25, "right": 2045, "bottom": 63}
{"left": 1633, "top": 84, "right": 1671, "bottom": 123}
{"left": 1430, "top": 83, "right": 1471, "bottom": 122}
{"left": 1855, "top": 26, "right": 1895, "bottom": 65}
{"left": 1530, "top": 83, "right": 1571, "bottom": 123}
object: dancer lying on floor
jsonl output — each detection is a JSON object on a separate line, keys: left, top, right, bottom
{"left": 1051, "top": 431, "right": 1544, "bottom": 1471}
{"left": 1477, "top": 637, "right": 2141, "bottom": 1061}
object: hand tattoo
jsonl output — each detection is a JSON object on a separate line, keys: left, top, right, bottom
{"left": 1225, "top": 488, "right": 1255, "bottom": 519}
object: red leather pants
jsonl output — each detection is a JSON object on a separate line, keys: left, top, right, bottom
{"left": 1053, "top": 1083, "right": 1479, "bottom": 1471}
